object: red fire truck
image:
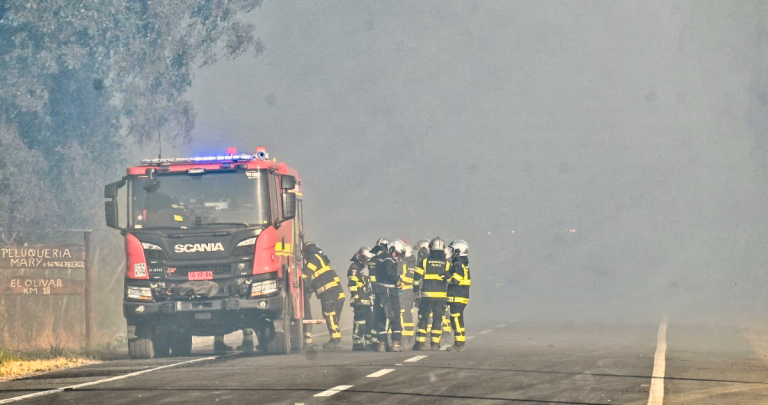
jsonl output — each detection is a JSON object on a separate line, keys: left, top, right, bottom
{"left": 104, "top": 147, "right": 306, "bottom": 359}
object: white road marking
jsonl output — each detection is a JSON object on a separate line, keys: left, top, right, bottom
{"left": 366, "top": 368, "right": 395, "bottom": 378}
{"left": 466, "top": 336, "right": 475, "bottom": 340}
{"left": 647, "top": 317, "right": 669, "bottom": 405}
{"left": 395, "top": 363, "right": 403, "bottom": 366}
{"left": 313, "top": 326, "right": 353, "bottom": 337}
{"left": 0, "top": 356, "right": 217, "bottom": 404}
{"left": 495, "top": 323, "right": 506, "bottom": 328}
{"left": 314, "top": 385, "right": 353, "bottom": 397}
{"left": 404, "top": 355, "right": 428, "bottom": 362}
{"left": 478, "top": 329, "right": 493, "bottom": 335}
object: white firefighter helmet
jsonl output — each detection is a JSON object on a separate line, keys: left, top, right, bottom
{"left": 354, "top": 247, "right": 374, "bottom": 262}
{"left": 375, "top": 237, "right": 391, "bottom": 250}
{"left": 449, "top": 240, "right": 469, "bottom": 257}
{"left": 404, "top": 243, "right": 414, "bottom": 257}
{"left": 390, "top": 239, "right": 406, "bottom": 256}
{"left": 429, "top": 237, "right": 445, "bottom": 252}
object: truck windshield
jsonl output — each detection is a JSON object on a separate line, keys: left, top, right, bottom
{"left": 129, "top": 170, "right": 270, "bottom": 229}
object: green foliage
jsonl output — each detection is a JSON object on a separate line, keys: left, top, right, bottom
{"left": 47, "top": 338, "right": 66, "bottom": 359}
{"left": 0, "top": 0, "right": 263, "bottom": 243}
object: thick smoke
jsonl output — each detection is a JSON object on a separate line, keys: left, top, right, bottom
{"left": 187, "top": 1, "right": 768, "bottom": 325}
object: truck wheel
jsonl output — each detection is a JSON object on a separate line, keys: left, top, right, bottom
{"left": 171, "top": 332, "right": 193, "bottom": 356}
{"left": 128, "top": 338, "right": 154, "bottom": 359}
{"left": 265, "top": 331, "right": 288, "bottom": 355}
{"left": 152, "top": 333, "right": 171, "bottom": 357}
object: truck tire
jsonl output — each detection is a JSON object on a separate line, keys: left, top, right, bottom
{"left": 128, "top": 338, "right": 154, "bottom": 359}
{"left": 265, "top": 331, "right": 288, "bottom": 354}
{"left": 171, "top": 332, "right": 193, "bottom": 356}
{"left": 152, "top": 333, "right": 171, "bottom": 357}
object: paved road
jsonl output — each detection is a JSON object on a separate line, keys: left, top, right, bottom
{"left": 1, "top": 319, "right": 766, "bottom": 404}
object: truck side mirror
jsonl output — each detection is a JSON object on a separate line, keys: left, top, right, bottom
{"left": 281, "top": 191, "right": 297, "bottom": 221}
{"left": 105, "top": 200, "right": 120, "bottom": 229}
{"left": 281, "top": 175, "right": 296, "bottom": 190}
{"left": 104, "top": 179, "right": 125, "bottom": 199}
{"left": 104, "top": 179, "right": 126, "bottom": 230}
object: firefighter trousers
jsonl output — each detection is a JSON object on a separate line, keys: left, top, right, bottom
{"left": 320, "top": 292, "right": 345, "bottom": 340}
{"left": 373, "top": 287, "right": 402, "bottom": 344}
{"left": 399, "top": 289, "right": 415, "bottom": 340}
{"left": 448, "top": 302, "right": 467, "bottom": 346}
{"left": 352, "top": 305, "right": 373, "bottom": 345}
{"left": 416, "top": 299, "right": 446, "bottom": 345}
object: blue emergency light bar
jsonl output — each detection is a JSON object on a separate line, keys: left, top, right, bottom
{"left": 141, "top": 153, "right": 261, "bottom": 166}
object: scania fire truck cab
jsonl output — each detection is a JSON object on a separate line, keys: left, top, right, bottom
{"left": 104, "top": 147, "right": 305, "bottom": 359}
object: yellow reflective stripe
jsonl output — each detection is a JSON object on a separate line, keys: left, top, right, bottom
{"left": 369, "top": 275, "right": 377, "bottom": 282}
{"left": 400, "top": 275, "right": 414, "bottom": 283}
{"left": 451, "top": 273, "right": 464, "bottom": 282}
{"left": 455, "top": 335, "right": 466, "bottom": 342}
{"left": 401, "top": 285, "right": 413, "bottom": 290}
{"left": 331, "top": 332, "right": 341, "bottom": 338}
{"left": 348, "top": 275, "right": 360, "bottom": 282}
{"left": 449, "top": 296, "right": 469, "bottom": 304}
{"left": 414, "top": 268, "right": 425, "bottom": 275}
{"left": 312, "top": 266, "right": 332, "bottom": 279}
{"left": 424, "top": 274, "right": 444, "bottom": 280}
{"left": 316, "top": 254, "right": 329, "bottom": 268}
{"left": 421, "top": 291, "right": 447, "bottom": 298}
{"left": 338, "top": 292, "right": 345, "bottom": 299}
{"left": 315, "top": 281, "right": 339, "bottom": 294}
{"left": 306, "top": 263, "right": 318, "bottom": 271}
{"left": 349, "top": 285, "right": 358, "bottom": 292}
{"left": 402, "top": 330, "right": 415, "bottom": 336}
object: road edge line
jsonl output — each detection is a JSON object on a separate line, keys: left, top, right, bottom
{"left": 647, "top": 316, "right": 668, "bottom": 405}
{"left": 0, "top": 356, "right": 217, "bottom": 404}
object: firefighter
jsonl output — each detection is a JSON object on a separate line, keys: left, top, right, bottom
{"left": 348, "top": 247, "right": 375, "bottom": 351}
{"left": 399, "top": 243, "right": 417, "bottom": 344}
{"left": 413, "top": 237, "right": 451, "bottom": 351}
{"left": 302, "top": 242, "right": 346, "bottom": 350}
{"left": 447, "top": 240, "right": 471, "bottom": 351}
{"left": 372, "top": 239, "right": 405, "bottom": 352}
{"left": 367, "top": 237, "right": 390, "bottom": 347}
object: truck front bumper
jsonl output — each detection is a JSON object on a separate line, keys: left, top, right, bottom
{"left": 124, "top": 293, "right": 284, "bottom": 324}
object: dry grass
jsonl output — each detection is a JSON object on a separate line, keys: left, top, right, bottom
{"left": 0, "top": 357, "right": 97, "bottom": 381}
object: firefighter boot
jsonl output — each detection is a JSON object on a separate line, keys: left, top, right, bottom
{"left": 412, "top": 342, "right": 427, "bottom": 351}
{"left": 237, "top": 340, "right": 254, "bottom": 352}
{"left": 391, "top": 342, "right": 403, "bottom": 352}
{"left": 322, "top": 338, "right": 342, "bottom": 350}
{"left": 431, "top": 342, "right": 441, "bottom": 351}
{"left": 376, "top": 341, "right": 387, "bottom": 352}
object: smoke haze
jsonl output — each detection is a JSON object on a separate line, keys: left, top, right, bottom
{"left": 186, "top": 1, "right": 768, "bottom": 325}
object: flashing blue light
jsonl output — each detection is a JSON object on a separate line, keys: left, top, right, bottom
{"left": 141, "top": 152, "right": 265, "bottom": 166}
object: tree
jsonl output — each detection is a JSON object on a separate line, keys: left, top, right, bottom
{"left": 0, "top": 0, "right": 263, "bottom": 241}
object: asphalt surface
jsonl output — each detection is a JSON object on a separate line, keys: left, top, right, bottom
{"left": 1, "top": 319, "right": 767, "bottom": 404}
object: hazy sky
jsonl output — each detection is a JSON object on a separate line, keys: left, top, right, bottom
{"left": 186, "top": 1, "right": 768, "bottom": 323}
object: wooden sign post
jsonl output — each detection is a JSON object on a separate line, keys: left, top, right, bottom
{"left": 0, "top": 231, "right": 93, "bottom": 346}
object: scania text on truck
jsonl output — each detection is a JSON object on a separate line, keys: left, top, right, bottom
{"left": 104, "top": 147, "right": 305, "bottom": 359}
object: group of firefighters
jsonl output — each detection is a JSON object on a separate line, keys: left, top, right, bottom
{"left": 302, "top": 237, "right": 471, "bottom": 352}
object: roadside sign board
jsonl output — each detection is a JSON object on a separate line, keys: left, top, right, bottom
{"left": 0, "top": 278, "right": 85, "bottom": 295}
{"left": 0, "top": 244, "right": 86, "bottom": 269}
